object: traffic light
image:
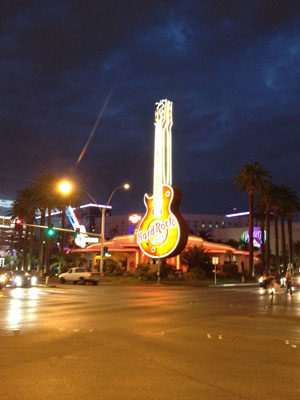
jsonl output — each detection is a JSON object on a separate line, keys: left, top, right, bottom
{"left": 104, "top": 247, "right": 110, "bottom": 256}
{"left": 75, "top": 228, "right": 81, "bottom": 238}
{"left": 46, "top": 224, "right": 55, "bottom": 237}
{"left": 14, "top": 218, "right": 23, "bottom": 231}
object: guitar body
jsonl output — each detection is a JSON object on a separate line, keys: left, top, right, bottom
{"left": 138, "top": 184, "right": 188, "bottom": 258}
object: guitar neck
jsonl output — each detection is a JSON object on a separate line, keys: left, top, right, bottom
{"left": 152, "top": 100, "right": 173, "bottom": 215}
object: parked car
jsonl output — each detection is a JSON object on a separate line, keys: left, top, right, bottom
{"left": 13, "top": 271, "right": 37, "bottom": 288}
{"left": 59, "top": 267, "right": 99, "bottom": 285}
{"left": 291, "top": 274, "right": 300, "bottom": 289}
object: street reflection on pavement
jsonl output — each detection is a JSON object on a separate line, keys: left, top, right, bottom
{"left": 5, "top": 287, "right": 39, "bottom": 331}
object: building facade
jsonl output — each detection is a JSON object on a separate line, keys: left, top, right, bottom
{"left": 71, "top": 233, "right": 251, "bottom": 274}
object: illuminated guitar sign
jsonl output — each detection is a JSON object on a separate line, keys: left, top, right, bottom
{"left": 138, "top": 99, "right": 188, "bottom": 258}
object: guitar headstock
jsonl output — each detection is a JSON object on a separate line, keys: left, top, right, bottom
{"left": 155, "top": 99, "right": 173, "bottom": 128}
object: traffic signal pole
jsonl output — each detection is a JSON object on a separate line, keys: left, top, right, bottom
{"left": 22, "top": 223, "right": 101, "bottom": 238}
{"left": 15, "top": 222, "right": 102, "bottom": 273}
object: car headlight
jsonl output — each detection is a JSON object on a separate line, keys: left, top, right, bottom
{"left": 31, "top": 276, "right": 37, "bottom": 286}
{"left": 0, "top": 274, "right": 6, "bottom": 283}
{"left": 14, "top": 276, "right": 22, "bottom": 287}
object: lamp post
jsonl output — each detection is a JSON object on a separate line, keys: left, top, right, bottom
{"left": 57, "top": 180, "right": 74, "bottom": 273}
{"left": 100, "top": 184, "right": 130, "bottom": 275}
{"left": 58, "top": 181, "right": 130, "bottom": 275}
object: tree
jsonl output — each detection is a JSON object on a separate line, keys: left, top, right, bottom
{"left": 292, "top": 241, "right": 300, "bottom": 270}
{"left": 50, "top": 252, "right": 86, "bottom": 274}
{"left": 234, "top": 162, "right": 271, "bottom": 276}
{"left": 180, "top": 245, "right": 212, "bottom": 276}
{"left": 195, "top": 229, "right": 215, "bottom": 242}
{"left": 9, "top": 173, "right": 82, "bottom": 272}
{"left": 32, "top": 174, "right": 59, "bottom": 272}
{"left": 275, "top": 185, "right": 300, "bottom": 273}
{"left": 9, "top": 185, "right": 38, "bottom": 270}
{"left": 32, "top": 173, "right": 81, "bottom": 273}
{"left": 256, "top": 183, "right": 277, "bottom": 273}
{"left": 268, "top": 185, "right": 282, "bottom": 272}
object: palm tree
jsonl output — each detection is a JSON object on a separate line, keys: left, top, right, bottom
{"left": 285, "top": 191, "right": 300, "bottom": 271}
{"left": 32, "top": 173, "right": 83, "bottom": 273}
{"left": 268, "top": 185, "right": 282, "bottom": 273}
{"left": 234, "top": 162, "right": 271, "bottom": 276}
{"left": 292, "top": 241, "right": 300, "bottom": 269}
{"left": 32, "top": 173, "right": 62, "bottom": 272}
{"left": 55, "top": 192, "right": 81, "bottom": 273}
{"left": 257, "top": 183, "right": 277, "bottom": 273}
{"left": 275, "top": 185, "right": 300, "bottom": 273}
{"left": 180, "top": 245, "right": 212, "bottom": 276}
{"left": 8, "top": 186, "right": 37, "bottom": 270}
{"left": 195, "top": 229, "right": 215, "bottom": 242}
{"left": 50, "top": 252, "right": 86, "bottom": 274}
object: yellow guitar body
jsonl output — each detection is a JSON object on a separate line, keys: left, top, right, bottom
{"left": 138, "top": 184, "right": 187, "bottom": 258}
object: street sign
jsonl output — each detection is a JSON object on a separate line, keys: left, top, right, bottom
{"left": 212, "top": 257, "right": 219, "bottom": 265}
{"left": 212, "top": 257, "right": 219, "bottom": 285}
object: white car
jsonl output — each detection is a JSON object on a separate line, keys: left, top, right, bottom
{"left": 59, "top": 267, "right": 99, "bottom": 285}
{"left": 291, "top": 274, "right": 300, "bottom": 289}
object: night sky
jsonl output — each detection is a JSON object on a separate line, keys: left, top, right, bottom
{"left": 1, "top": 0, "right": 300, "bottom": 216}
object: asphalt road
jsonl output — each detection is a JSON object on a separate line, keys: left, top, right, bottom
{"left": 0, "top": 283, "right": 299, "bottom": 400}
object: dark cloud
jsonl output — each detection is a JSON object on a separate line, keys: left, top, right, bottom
{"left": 1, "top": 0, "right": 300, "bottom": 215}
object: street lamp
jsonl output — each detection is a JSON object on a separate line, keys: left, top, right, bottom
{"left": 58, "top": 181, "right": 130, "bottom": 274}
{"left": 57, "top": 180, "right": 75, "bottom": 254}
{"left": 100, "top": 184, "right": 130, "bottom": 275}
{"left": 58, "top": 181, "right": 72, "bottom": 195}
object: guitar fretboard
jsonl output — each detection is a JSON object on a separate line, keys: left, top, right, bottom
{"left": 153, "top": 100, "right": 173, "bottom": 216}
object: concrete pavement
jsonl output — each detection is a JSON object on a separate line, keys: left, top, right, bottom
{"left": 0, "top": 285, "right": 299, "bottom": 400}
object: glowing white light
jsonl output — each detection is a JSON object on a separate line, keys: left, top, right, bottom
{"left": 31, "top": 276, "right": 37, "bottom": 286}
{"left": 225, "top": 211, "right": 249, "bottom": 217}
{"left": 59, "top": 181, "right": 72, "bottom": 194}
{"left": 129, "top": 214, "right": 141, "bottom": 224}
{"left": 14, "top": 276, "right": 22, "bottom": 287}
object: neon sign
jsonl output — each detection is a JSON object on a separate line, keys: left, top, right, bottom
{"left": 138, "top": 100, "right": 188, "bottom": 258}
{"left": 241, "top": 227, "right": 266, "bottom": 248}
{"left": 129, "top": 214, "right": 142, "bottom": 224}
